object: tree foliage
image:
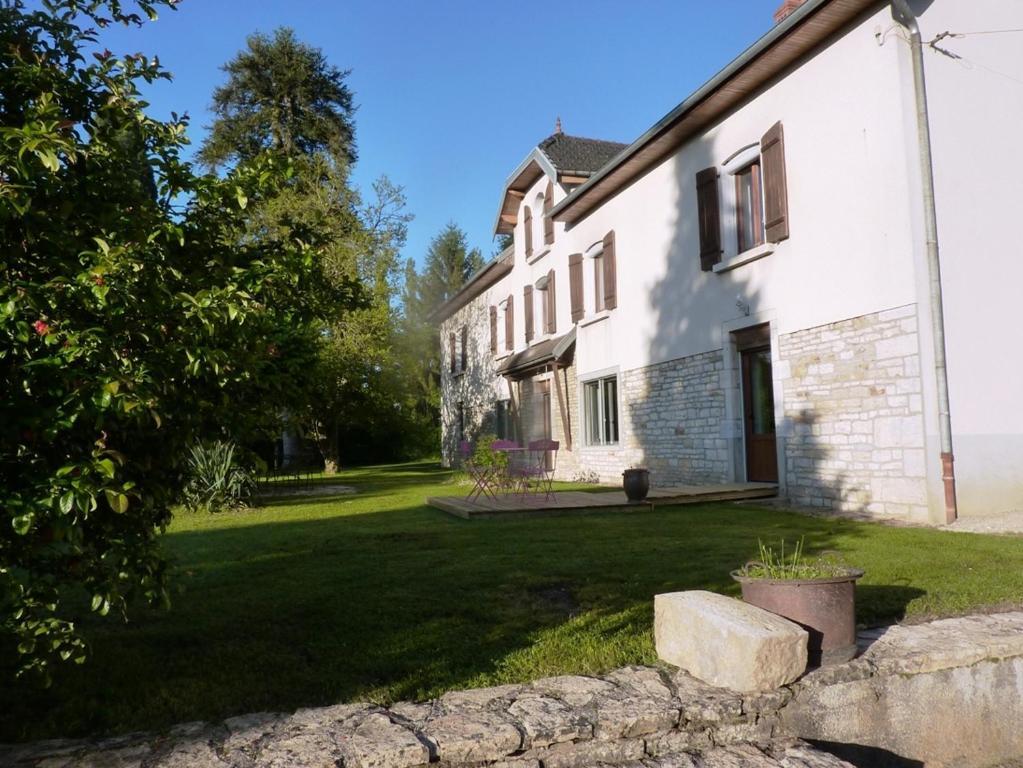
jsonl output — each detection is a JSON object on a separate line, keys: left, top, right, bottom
{"left": 0, "top": 0, "right": 345, "bottom": 681}
{"left": 399, "top": 224, "right": 486, "bottom": 443}
{"left": 198, "top": 27, "right": 357, "bottom": 170}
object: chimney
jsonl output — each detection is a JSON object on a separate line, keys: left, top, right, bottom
{"left": 773, "top": 0, "right": 806, "bottom": 23}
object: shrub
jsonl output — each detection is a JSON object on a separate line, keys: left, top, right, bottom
{"left": 182, "top": 442, "right": 256, "bottom": 514}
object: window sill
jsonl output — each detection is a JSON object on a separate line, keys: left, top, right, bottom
{"left": 495, "top": 351, "right": 512, "bottom": 361}
{"left": 527, "top": 247, "right": 551, "bottom": 265}
{"left": 579, "top": 311, "right": 611, "bottom": 328}
{"left": 580, "top": 442, "right": 620, "bottom": 450}
{"left": 528, "top": 334, "right": 553, "bottom": 347}
{"left": 452, "top": 370, "right": 465, "bottom": 379}
{"left": 712, "top": 243, "right": 774, "bottom": 273}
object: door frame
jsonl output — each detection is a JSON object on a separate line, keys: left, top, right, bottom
{"left": 722, "top": 312, "right": 785, "bottom": 491}
{"left": 738, "top": 339, "right": 778, "bottom": 483}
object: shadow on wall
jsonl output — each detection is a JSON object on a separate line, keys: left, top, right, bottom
{"left": 634, "top": 134, "right": 893, "bottom": 517}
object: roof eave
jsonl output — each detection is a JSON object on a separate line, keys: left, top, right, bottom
{"left": 429, "top": 247, "right": 514, "bottom": 324}
{"left": 550, "top": 0, "right": 883, "bottom": 225}
{"left": 492, "top": 149, "right": 558, "bottom": 236}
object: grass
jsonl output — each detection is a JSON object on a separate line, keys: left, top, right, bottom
{"left": 3, "top": 460, "right": 1023, "bottom": 742}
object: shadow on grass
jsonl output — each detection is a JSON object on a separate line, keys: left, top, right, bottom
{"left": 5, "top": 464, "right": 1023, "bottom": 744}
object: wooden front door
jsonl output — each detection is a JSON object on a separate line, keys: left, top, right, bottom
{"left": 741, "top": 345, "right": 778, "bottom": 483}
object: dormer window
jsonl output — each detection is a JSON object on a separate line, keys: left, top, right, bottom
{"left": 532, "top": 191, "right": 546, "bottom": 254}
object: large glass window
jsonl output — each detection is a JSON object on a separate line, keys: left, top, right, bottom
{"left": 593, "top": 254, "right": 605, "bottom": 313}
{"left": 583, "top": 375, "right": 619, "bottom": 445}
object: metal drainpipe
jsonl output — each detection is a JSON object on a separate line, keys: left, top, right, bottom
{"left": 889, "top": 0, "right": 957, "bottom": 523}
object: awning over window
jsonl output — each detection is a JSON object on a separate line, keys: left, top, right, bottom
{"left": 496, "top": 328, "right": 576, "bottom": 379}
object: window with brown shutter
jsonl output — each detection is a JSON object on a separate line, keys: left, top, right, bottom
{"left": 569, "top": 253, "right": 583, "bottom": 322}
{"left": 761, "top": 121, "right": 789, "bottom": 243}
{"left": 460, "top": 325, "right": 468, "bottom": 372}
{"left": 448, "top": 332, "right": 456, "bottom": 374}
{"left": 543, "top": 180, "right": 554, "bottom": 245}
{"left": 489, "top": 306, "right": 497, "bottom": 354}
{"left": 696, "top": 167, "right": 722, "bottom": 270}
{"left": 602, "top": 230, "right": 617, "bottom": 310}
{"left": 523, "top": 206, "right": 533, "bottom": 258}
{"left": 504, "top": 295, "right": 514, "bottom": 351}
{"left": 545, "top": 269, "right": 556, "bottom": 334}
{"left": 524, "top": 285, "right": 534, "bottom": 343}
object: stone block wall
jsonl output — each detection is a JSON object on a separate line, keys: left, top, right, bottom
{"left": 568, "top": 350, "right": 730, "bottom": 486}
{"left": 777, "top": 304, "right": 929, "bottom": 519}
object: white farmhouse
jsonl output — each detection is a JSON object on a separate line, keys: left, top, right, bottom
{"left": 434, "top": 0, "right": 1023, "bottom": 524}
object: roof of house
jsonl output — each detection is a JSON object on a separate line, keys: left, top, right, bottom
{"left": 429, "top": 246, "right": 514, "bottom": 323}
{"left": 493, "top": 132, "right": 628, "bottom": 236}
{"left": 537, "top": 133, "right": 629, "bottom": 178}
{"left": 551, "top": 0, "right": 883, "bottom": 225}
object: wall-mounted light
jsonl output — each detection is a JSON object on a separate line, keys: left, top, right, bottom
{"left": 735, "top": 295, "right": 751, "bottom": 316}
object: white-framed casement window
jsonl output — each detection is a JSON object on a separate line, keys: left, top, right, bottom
{"left": 734, "top": 159, "right": 764, "bottom": 254}
{"left": 583, "top": 374, "right": 619, "bottom": 446}
{"left": 696, "top": 122, "right": 788, "bottom": 272}
{"left": 592, "top": 252, "right": 605, "bottom": 313}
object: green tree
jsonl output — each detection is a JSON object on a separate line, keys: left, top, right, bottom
{"left": 198, "top": 27, "right": 357, "bottom": 169}
{"left": 0, "top": 0, "right": 340, "bottom": 681}
{"left": 400, "top": 224, "right": 486, "bottom": 444}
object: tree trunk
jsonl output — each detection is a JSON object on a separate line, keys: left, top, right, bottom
{"left": 319, "top": 421, "right": 341, "bottom": 475}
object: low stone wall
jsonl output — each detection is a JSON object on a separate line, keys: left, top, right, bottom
{"left": 6, "top": 611, "right": 1023, "bottom": 768}
{"left": 0, "top": 666, "right": 846, "bottom": 768}
{"left": 783, "top": 612, "right": 1023, "bottom": 767}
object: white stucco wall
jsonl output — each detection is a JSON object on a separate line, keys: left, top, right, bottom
{"left": 914, "top": 0, "right": 1023, "bottom": 517}
{"left": 561, "top": 4, "right": 922, "bottom": 380}
{"left": 442, "top": 0, "right": 1021, "bottom": 519}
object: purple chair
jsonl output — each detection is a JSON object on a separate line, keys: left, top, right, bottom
{"left": 460, "top": 440, "right": 497, "bottom": 502}
{"left": 522, "top": 439, "right": 559, "bottom": 501}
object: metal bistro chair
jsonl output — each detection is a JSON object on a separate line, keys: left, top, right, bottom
{"left": 461, "top": 440, "right": 498, "bottom": 502}
{"left": 522, "top": 439, "right": 559, "bottom": 501}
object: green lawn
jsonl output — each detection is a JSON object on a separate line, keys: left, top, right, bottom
{"left": 3, "top": 460, "right": 1023, "bottom": 742}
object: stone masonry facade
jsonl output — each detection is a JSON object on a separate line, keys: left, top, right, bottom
{"left": 777, "top": 304, "right": 929, "bottom": 519}
{"left": 567, "top": 351, "right": 730, "bottom": 487}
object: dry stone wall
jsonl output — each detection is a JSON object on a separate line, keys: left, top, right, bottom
{"left": 0, "top": 666, "right": 849, "bottom": 768}
{"left": 8, "top": 611, "right": 1023, "bottom": 768}
{"left": 777, "top": 304, "right": 929, "bottom": 519}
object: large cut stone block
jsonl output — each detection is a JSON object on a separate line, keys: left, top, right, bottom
{"left": 654, "top": 591, "right": 808, "bottom": 692}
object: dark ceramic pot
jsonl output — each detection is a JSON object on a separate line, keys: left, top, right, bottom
{"left": 731, "top": 567, "right": 865, "bottom": 666}
{"left": 622, "top": 468, "right": 650, "bottom": 503}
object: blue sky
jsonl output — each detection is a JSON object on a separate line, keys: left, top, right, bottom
{"left": 95, "top": 1, "right": 780, "bottom": 268}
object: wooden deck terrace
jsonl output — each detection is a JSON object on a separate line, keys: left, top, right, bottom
{"left": 427, "top": 483, "right": 778, "bottom": 520}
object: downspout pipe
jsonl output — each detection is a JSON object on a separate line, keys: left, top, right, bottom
{"left": 889, "top": 0, "right": 958, "bottom": 523}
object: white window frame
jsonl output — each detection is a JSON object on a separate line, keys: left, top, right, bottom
{"left": 721, "top": 142, "right": 766, "bottom": 260}
{"left": 581, "top": 371, "right": 620, "bottom": 447}
{"left": 584, "top": 240, "right": 606, "bottom": 317}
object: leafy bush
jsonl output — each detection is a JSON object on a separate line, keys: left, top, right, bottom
{"left": 182, "top": 442, "right": 256, "bottom": 514}
{"left": 471, "top": 434, "right": 509, "bottom": 472}
{"left": 1, "top": 0, "right": 359, "bottom": 682}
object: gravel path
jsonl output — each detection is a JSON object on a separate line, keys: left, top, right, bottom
{"left": 942, "top": 510, "right": 1023, "bottom": 535}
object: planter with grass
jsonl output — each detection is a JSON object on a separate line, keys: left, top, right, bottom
{"left": 731, "top": 539, "right": 864, "bottom": 667}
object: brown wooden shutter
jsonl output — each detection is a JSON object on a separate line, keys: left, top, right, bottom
{"left": 602, "top": 230, "right": 617, "bottom": 310}
{"left": 696, "top": 167, "right": 722, "bottom": 270}
{"left": 504, "top": 295, "right": 514, "bottom": 351}
{"left": 523, "top": 206, "right": 533, "bottom": 257}
{"left": 460, "top": 326, "right": 468, "bottom": 371}
{"left": 489, "top": 306, "right": 497, "bottom": 354}
{"left": 545, "top": 269, "right": 556, "bottom": 334}
{"left": 524, "top": 285, "right": 534, "bottom": 342}
{"left": 448, "top": 332, "right": 456, "bottom": 374}
{"left": 543, "top": 180, "right": 554, "bottom": 245}
{"left": 761, "top": 121, "right": 789, "bottom": 243}
{"left": 569, "top": 253, "right": 583, "bottom": 321}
